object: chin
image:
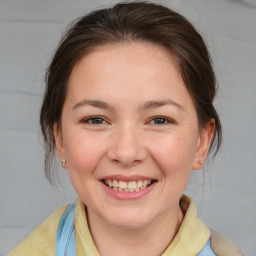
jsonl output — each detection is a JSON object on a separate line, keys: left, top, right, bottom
{"left": 103, "top": 210, "right": 153, "bottom": 230}
{"left": 109, "top": 219, "right": 149, "bottom": 230}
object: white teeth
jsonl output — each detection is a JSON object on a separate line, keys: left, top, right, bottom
{"left": 104, "top": 179, "right": 153, "bottom": 192}
{"left": 113, "top": 180, "right": 118, "bottom": 188}
{"left": 128, "top": 181, "right": 137, "bottom": 190}
{"left": 137, "top": 180, "right": 142, "bottom": 187}
{"left": 119, "top": 181, "right": 128, "bottom": 189}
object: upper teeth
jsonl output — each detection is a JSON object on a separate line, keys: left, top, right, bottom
{"left": 105, "top": 179, "right": 152, "bottom": 192}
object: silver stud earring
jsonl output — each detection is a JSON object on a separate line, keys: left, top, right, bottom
{"left": 198, "top": 160, "right": 203, "bottom": 164}
{"left": 61, "top": 159, "right": 67, "bottom": 168}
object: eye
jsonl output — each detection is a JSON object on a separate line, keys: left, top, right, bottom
{"left": 82, "top": 116, "right": 107, "bottom": 125}
{"left": 149, "top": 116, "right": 173, "bottom": 125}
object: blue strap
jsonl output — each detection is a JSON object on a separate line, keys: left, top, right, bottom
{"left": 56, "top": 204, "right": 215, "bottom": 256}
{"left": 196, "top": 238, "right": 216, "bottom": 256}
{"left": 56, "top": 203, "right": 76, "bottom": 256}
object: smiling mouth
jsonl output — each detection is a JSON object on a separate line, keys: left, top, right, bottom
{"left": 102, "top": 179, "right": 156, "bottom": 192}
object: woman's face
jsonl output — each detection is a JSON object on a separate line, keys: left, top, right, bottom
{"left": 55, "top": 42, "right": 213, "bottom": 230}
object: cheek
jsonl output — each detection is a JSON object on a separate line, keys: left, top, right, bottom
{"left": 149, "top": 133, "right": 197, "bottom": 174}
{"left": 63, "top": 133, "right": 106, "bottom": 201}
{"left": 64, "top": 132, "right": 105, "bottom": 176}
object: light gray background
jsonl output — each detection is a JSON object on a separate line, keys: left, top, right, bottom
{"left": 0, "top": 0, "right": 255, "bottom": 255}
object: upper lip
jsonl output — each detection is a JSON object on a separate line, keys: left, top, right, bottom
{"left": 100, "top": 175, "right": 156, "bottom": 182}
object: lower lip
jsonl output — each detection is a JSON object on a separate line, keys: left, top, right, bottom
{"left": 101, "top": 182, "right": 157, "bottom": 200}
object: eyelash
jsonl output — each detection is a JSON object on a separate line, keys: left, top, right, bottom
{"left": 149, "top": 116, "right": 174, "bottom": 125}
{"left": 82, "top": 116, "right": 107, "bottom": 125}
{"left": 81, "top": 116, "right": 174, "bottom": 126}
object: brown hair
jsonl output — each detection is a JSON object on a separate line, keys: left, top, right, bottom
{"left": 40, "top": 1, "right": 222, "bottom": 182}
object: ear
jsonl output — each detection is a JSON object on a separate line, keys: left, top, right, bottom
{"left": 192, "top": 119, "right": 215, "bottom": 170}
{"left": 53, "top": 123, "right": 67, "bottom": 167}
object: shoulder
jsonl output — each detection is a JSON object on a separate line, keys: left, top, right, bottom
{"left": 8, "top": 205, "right": 68, "bottom": 256}
{"left": 210, "top": 229, "right": 244, "bottom": 256}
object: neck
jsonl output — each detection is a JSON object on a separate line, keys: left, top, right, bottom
{"left": 87, "top": 207, "right": 183, "bottom": 256}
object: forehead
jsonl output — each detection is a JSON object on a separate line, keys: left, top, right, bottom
{"left": 69, "top": 43, "right": 180, "bottom": 84}
{"left": 66, "top": 42, "right": 193, "bottom": 109}
{"left": 71, "top": 42, "right": 180, "bottom": 76}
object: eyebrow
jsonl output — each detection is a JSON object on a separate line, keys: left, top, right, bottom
{"left": 141, "top": 99, "right": 184, "bottom": 111}
{"left": 72, "top": 99, "right": 110, "bottom": 110}
{"left": 72, "top": 98, "right": 184, "bottom": 112}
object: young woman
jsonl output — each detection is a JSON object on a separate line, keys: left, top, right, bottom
{"left": 9, "top": 2, "right": 243, "bottom": 255}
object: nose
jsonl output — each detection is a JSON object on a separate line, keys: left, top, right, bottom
{"left": 107, "top": 127, "right": 147, "bottom": 167}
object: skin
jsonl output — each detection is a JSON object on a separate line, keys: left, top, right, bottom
{"left": 54, "top": 42, "right": 215, "bottom": 256}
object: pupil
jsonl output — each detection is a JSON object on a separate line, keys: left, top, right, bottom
{"left": 155, "top": 118, "right": 164, "bottom": 124}
{"left": 93, "top": 118, "right": 102, "bottom": 124}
